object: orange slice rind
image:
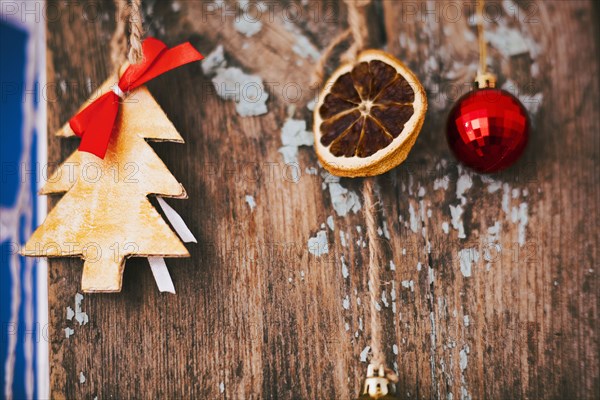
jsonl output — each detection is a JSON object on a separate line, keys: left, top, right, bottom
{"left": 314, "top": 50, "right": 427, "bottom": 177}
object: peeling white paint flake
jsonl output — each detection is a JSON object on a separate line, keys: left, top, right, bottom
{"left": 401, "top": 280, "right": 414, "bottom": 292}
{"left": 341, "top": 256, "right": 349, "bottom": 279}
{"left": 456, "top": 174, "right": 472, "bottom": 203}
{"left": 340, "top": 231, "right": 347, "bottom": 247}
{"left": 328, "top": 182, "right": 361, "bottom": 217}
{"left": 434, "top": 176, "right": 449, "bottom": 191}
{"left": 381, "top": 291, "right": 389, "bottom": 307}
{"left": 308, "top": 230, "right": 329, "bottom": 257}
{"left": 292, "top": 34, "right": 320, "bottom": 61}
{"left": 502, "top": 79, "right": 544, "bottom": 116}
{"left": 459, "top": 248, "right": 479, "bottom": 278}
{"left": 278, "top": 118, "right": 314, "bottom": 164}
{"left": 342, "top": 295, "right": 350, "bottom": 310}
{"left": 382, "top": 221, "right": 390, "bottom": 240}
{"left": 393, "top": 344, "right": 399, "bottom": 355}
{"left": 485, "top": 23, "right": 534, "bottom": 58}
{"left": 66, "top": 307, "right": 74, "bottom": 320}
{"left": 501, "top": 183, "right": 511, "bottom": 214}
{"left": 461, "top": 387, "right": 471, "bottom": 400}
{"left": 450, "top": 204, "right": 466, "bottom": 239}
{"left": 327, "top": 215, "right": 335, "bottom": 231}
{"left": 459, "top": 345, "right": 470, "bottom": 371}
{"left": 360, "top": 346, "right": 371, "bottom": 362}
{"left": 442, "top": 222, "right": 450, "bottom": 235}
{"left": 219, "top": 382, "right": 225, "bottom": 393}
{"left": 409, "top": 203, "right": 419, "bottom": 233}
{"left": 245, "top": 195, "right": 256, "bottom": 212}
{"left": 64, "top": 327, "right": 74, "bottom": 339}
{"left": 234, "top": 15, "right": 263, "bottom": 37}
{"left": 390, "top": 260, "right": 396, "bottom": 271}
{"left": 305, "top": 166, "right": 318, "bottom": 175}
{"left": 428, "top": 266, "right": 435, "bottom": 284}
{"left": 487, "top": 221, "right": 501, "bottom": 244}
{"left": 75, "top": 293, "right": 88, "bottom": 326}
{"left": 201, "top": 45, "right": 226, "bottom": 76}
{"left": 212, "top": 66, "right": 269, "bottom": 117}
{"left": 517, "top": 202, "right": 529, "bottom": 246}
{"left": 487, "top": 181, "right": 502, "bottom": 193}
{"left": 79, "top": 371, "right": 86, "bottom": 384}
{"left": 463, "top": 315, "right": 470, "bottom": 327}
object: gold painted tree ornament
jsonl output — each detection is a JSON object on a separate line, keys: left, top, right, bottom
{"left": 23, "top": 75, "right": 194, "bottom": 293}
{"left": 22, "top": 0, "right": 202, "bottom": 293}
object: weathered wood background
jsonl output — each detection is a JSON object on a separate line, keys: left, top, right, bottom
{"left": 46, "top": 0, "right": 598, "bottom": 398}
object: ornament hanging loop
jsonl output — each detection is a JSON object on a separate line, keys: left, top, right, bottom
{"left": 126, "top": 0, "right": 144, "bottom": 65}
{"left": 311, "top": 0, "right": 372, "bottom": 86}
{"left": 474, "top": 72, "right": 497, "bottom": 89}
{"left": 342, "top": 0, "right": 372, "bottom": 63}
{"left": 474, "top": 0, "right": 497, "bottom": 89}
{"left": 110, "top": 0, "right": 145, "bottom": 69}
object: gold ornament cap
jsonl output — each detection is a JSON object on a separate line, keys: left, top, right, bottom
{"left": 474, "top": 72, "right": 497, "bottom": 89}
{"left": 357, "top": 364, "right": 398, "bottom": 399}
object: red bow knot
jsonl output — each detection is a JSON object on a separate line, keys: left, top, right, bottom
{"left": 69, "top": 37, "right": 203, "bottom": 159}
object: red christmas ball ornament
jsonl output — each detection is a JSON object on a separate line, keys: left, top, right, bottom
{"left": 446, "top": 75, "right": 529, "bottom": 173}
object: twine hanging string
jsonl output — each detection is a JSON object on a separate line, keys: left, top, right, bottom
{"left": 110, "top": 0, "right": 145, "bottom": 70}
{"left": 127, "top": 0, "right": 144, "bottom": 65}
{"left": 312, "top": 0, "right": 397, "bottom": 381}
{"left": 477, "top": 0, "right": 487, "bottom": 75}
{"left": 363, "top": 179, "right": 384, "bottom": 369}
{"left": 109, "top": 0, "right": 127, "bottom": 68}
{"left": 312, "top": 0, "right": 371, "bottom": 86}
{"left": 363, "top": 180, "right": 399, "bottom": 383}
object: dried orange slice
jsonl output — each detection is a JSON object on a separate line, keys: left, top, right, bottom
{"left": 314, "top": 50, "right": 427, "bottom": 177}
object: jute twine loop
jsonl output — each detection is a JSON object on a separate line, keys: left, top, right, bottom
{"left": 311, "top": 0, "right": 397, "bottom": 380}
{"left": 127, "top": 0, "right": 144, "bottom": 65}
{"left": 311, "top": 0, "right": 372, "bottom": 86}
{"left": 110, "top": 0, "right": 145, "bottom": 69}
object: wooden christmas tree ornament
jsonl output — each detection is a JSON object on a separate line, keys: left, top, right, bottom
{"left": 22, "top": 37, "right": 203, "bottom": 293}
{"left": 24, "top": 76, "right": 188, "bottom": 292}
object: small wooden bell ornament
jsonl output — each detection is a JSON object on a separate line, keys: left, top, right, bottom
{"left": 356, "top": 364, "right": 398, "bottom": 399}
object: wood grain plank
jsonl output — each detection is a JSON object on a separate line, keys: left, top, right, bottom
{"left": 45, "top": 0, "right": 598, "bottom": 398}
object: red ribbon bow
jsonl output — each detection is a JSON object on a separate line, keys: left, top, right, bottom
{"left": 69, "top": 37, "right": 203, "bottom": 158}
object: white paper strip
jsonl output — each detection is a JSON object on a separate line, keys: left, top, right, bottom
{"left": 148, "top": 257, "right": 176, "bottom": 294}
{"left": 156, "top": 197, "right": 197, "bottom": 243}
